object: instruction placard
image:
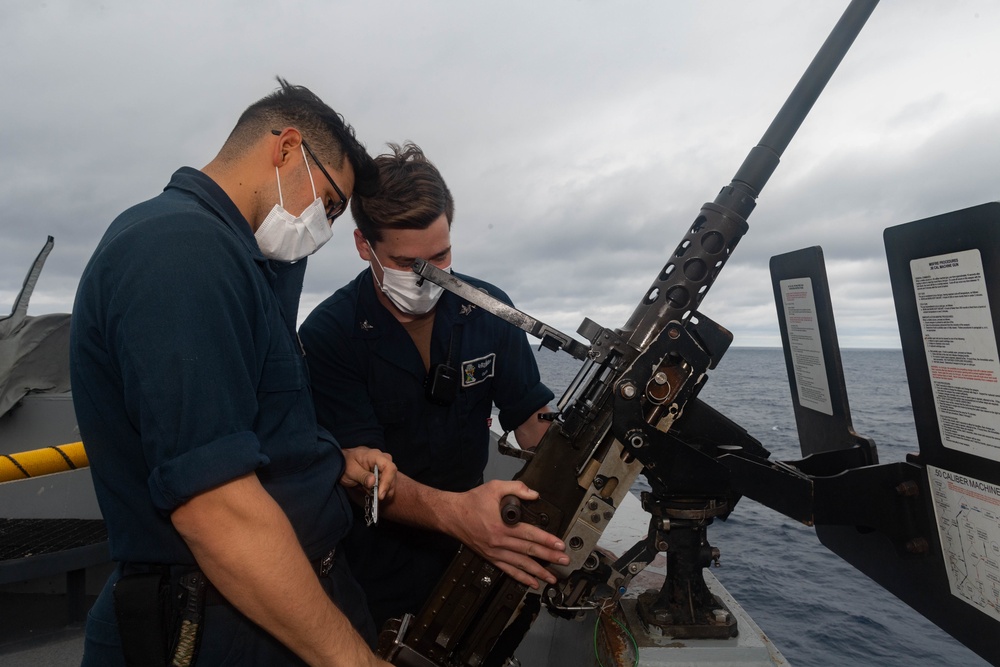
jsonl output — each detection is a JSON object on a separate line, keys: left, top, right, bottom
{"left": 911, "top": 250, "right": 1000, "bottom": 461}
{"left": 927, "top": 464, "right": 1000, "bottom": 622}
{"left": 780, "top": 277, "right": 833, "bottom": 415}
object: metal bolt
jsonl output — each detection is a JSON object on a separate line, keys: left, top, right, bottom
{"left": 656, "top": 540, "right": 669, "bottom": 551}
{"left": 667, "top": 328, "right": 681, "bottom": 340}
{"left": 628, "top": 563, "right": 641, "bottom": 574}
{"left": 591, "top": 513, "right": 602, "bottom": 523}
{"left": 587, "top": 499, "right": 599, "bottom": 511}
{"left": 620, "top": 383, "right": 637, "bottom": 399}
{"left": 481, "top": 575, "right": 493, "bottom": 587}
{"left": 653, "top": 371, "right": 669, "bottom": 385}
{"left": 654, "top": 610, "right": 673, "bottom": 624}
{"left": 712, "top": 609, "right": 729, "bottom": 623}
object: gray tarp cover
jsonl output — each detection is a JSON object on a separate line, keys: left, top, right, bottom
{"left": 0, "top": 237, "right": 71, "bottom": 419}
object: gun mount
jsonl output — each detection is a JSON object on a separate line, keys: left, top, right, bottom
{"left": 377, "top": 2, "right": 881, "bottom": 666}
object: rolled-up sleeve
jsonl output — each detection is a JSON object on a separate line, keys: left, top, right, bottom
{"left": 149, "top": 431, "right": 268, "bottom": 510}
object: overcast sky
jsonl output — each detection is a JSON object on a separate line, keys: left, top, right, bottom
{"left": 2, "top": 0, "right": 998, "bottom": 349}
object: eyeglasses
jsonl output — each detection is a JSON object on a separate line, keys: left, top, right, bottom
{"left": 302, "top": 140, "right": 348, "bottom": 221}
{"left": 271, "top": 130, "right": 348, "bottom": 221}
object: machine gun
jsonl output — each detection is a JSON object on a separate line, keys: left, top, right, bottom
{"left": 376, "top": 2, "right": 880, "bottom": 665}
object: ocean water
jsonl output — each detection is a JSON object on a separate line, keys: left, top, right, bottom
{"left": 531, "top": 346, "right": 988, "bottom": 667}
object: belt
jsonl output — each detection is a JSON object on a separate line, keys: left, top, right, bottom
{"left": 122, "top": 547, "right": 338, "bottom": 607}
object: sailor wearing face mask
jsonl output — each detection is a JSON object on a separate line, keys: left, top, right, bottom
{"left": 366, "top": 241, "right": 447, "bottom": 315}
{"left": 70, "top": 79, "right": 397, "bottom": 667}
{"left": 299, "top": 142, "right": 567, "bottom": 631}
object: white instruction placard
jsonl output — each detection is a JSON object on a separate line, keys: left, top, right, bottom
{"left": 911, "top": 250, "right": 1000, "bottom": 462}
{"left": 927, "top": 464, "right": 1000, "bottom": 622}
{"left": 780, "top": 277, "right": 833, "bottom": 415}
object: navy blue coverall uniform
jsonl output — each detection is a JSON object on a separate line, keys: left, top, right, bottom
{"left": 70, "top": 168, "right": 373, "bottom": 665}
{"left": 299, "top": 268, "right": 554, "bottom": 629}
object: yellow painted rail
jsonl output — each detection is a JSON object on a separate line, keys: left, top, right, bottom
{"left": 0, "top": 441, "right": 89, "bottom": 483}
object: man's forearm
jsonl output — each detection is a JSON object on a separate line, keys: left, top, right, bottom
{"left": 171, "top": 473, "right": 383, "bottom": 667}
{"left": 379, "top": 472, "right": 456, "bottom": 532}
{"left": 513, "top": 405, "right": 552, "bottom": 450}
{"left": 377, "top": 472, "right": 507, "bottom": 543}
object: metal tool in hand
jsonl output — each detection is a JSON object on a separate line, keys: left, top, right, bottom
{"left": 365, "top": 464, "right": 379, "bottom": 526}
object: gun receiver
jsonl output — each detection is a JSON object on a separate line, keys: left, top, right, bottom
{"left": 379, "top": 2, "right": 879, "bottom": 665}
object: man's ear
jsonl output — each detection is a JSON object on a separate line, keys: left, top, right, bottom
{"left": 270, "top": 128, "right": 303, "bottom": 167}
{"left": 354, "top": 228, "right": 372, "bottom": 261}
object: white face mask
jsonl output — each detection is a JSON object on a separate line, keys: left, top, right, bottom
{"left": 254, "top": 145, "right": 333, "bottom": 262}
{"left": 369, "top": 247, "right": 449, "bottom": 315}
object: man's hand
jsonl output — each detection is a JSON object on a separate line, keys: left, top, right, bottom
{"left": 441, "top": 480, "right": 569, "bottom": 589}
{"left": 341, "top": 446, "right": 396, "bottom": 501}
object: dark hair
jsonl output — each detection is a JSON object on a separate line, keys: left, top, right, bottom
{"left": 221, "top": 77, "right": 378, "bottom": 196}
{"left": 351, "top": 142, "right": 454, "bottom": 244}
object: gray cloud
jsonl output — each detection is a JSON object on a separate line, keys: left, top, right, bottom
{"left": 3, "top": 0, "right": 998, "bottom": 351}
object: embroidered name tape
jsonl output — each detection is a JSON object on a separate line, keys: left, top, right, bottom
{"left": 461, "top": 353, "right": 496, "bottom": 387}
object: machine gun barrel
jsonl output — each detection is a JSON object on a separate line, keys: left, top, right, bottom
{"left": 621, "top": 0, "right": 878, "bottom": 349}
